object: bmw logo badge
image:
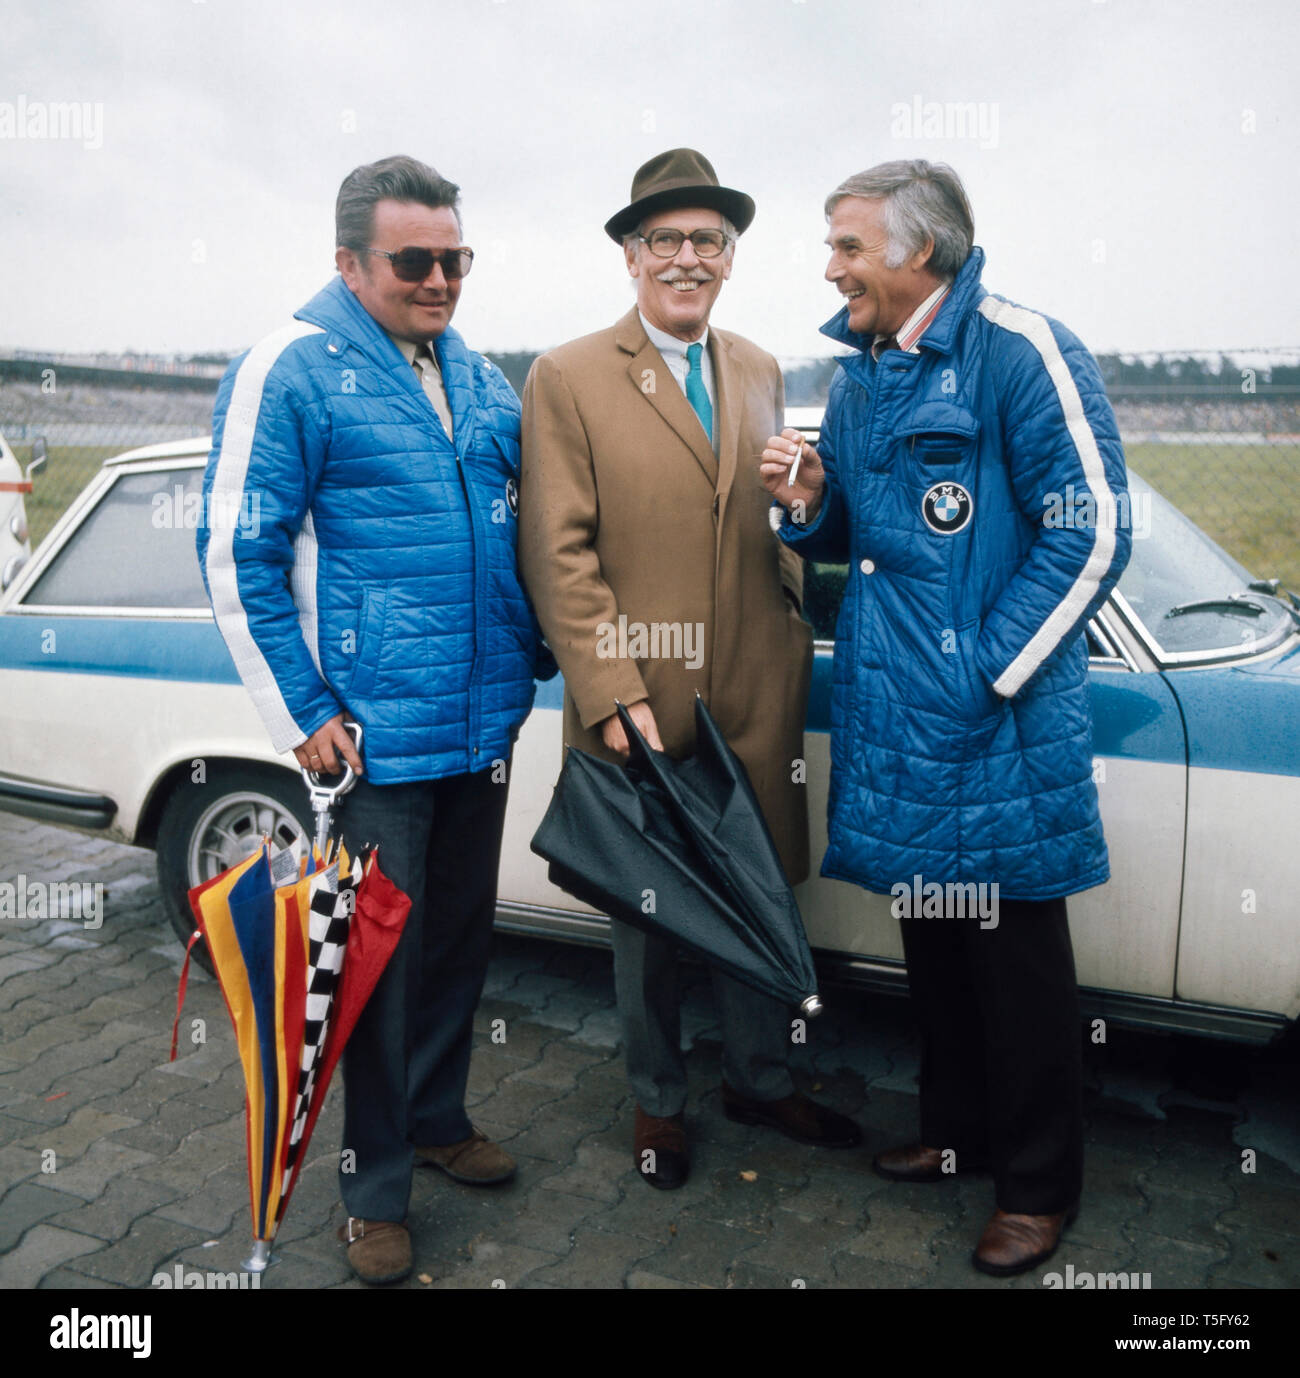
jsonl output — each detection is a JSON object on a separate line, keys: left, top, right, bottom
{"left": 506, "top": 477, "right": 519, "bottom": 515}
{"left": 922, "top": 481, "right": 972, "bottom": 534}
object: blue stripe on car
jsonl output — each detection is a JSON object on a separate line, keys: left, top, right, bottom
{"left": 3, "top": 617, "right": 1297, "bottom": 778}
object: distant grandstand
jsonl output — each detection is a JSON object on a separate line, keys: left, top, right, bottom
{"left": 0, "top": 347, "right": 229, "bottom": 395}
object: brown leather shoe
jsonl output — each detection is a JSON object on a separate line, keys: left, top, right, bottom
{"left": 972, "top": 1204, "right": 1079, "bottom": 1276}
{"left": 337, "top": 1217, "right": 412, "bottom": 1285}
{"left": 417, "top": 1127, "right": 516, "bottom": 1185}
{"left": 872, "top": 1141, "right": 988, "bottom": 1181}
{"left": 720, "top": 1081, "right": 862, "bottom": 1148}
{"left": 634, "top": 1105, "right": 689, "bottom": 1190}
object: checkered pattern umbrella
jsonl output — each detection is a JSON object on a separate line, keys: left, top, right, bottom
{"left": 283, "top": 854, "right": 355, "bottom": 1180}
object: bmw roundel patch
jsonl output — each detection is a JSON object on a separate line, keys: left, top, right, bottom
{"left": 506, "top": 477, "right": 519, "bottom": 515}
{"left": 922, "top": 481, "right": 972, "bottom": 534}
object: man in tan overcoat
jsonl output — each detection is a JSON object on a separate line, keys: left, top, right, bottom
{"left": 519, "top": 149, "right": 861, "bottom": 1189}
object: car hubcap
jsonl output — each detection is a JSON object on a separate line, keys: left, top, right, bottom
{"left": 187, "top": 790, "right": 306, "bottom": 887}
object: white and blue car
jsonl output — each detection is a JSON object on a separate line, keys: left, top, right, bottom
{"left": 1, "top": 430, "right": 1297, "bottom": 1044}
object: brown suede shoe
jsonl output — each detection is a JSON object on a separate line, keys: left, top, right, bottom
{"left": 337, "top": 1217, "right": 412, "bottom": 1285}
{"left": 417, "top": 1127, "right": 516, "bottom": 1185}
{"left": 634, "top": 1105, "right": 689, "bottom": 1190}
{"left": 972, "top": 1204, "right": 1079, "bottom": 1276}
{"left": 721, "top": 1081, "right": 862, "bottom": 1148}
{"left": 872, "top": 1141, "right": 989, "bottom": 1182}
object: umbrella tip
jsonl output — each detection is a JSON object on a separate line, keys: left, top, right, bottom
{"left": 800, "top": 994, "right": 824, "bottom": 1019}
{"left": 242, "top": 1239, "right": 273, "bottom": 1272}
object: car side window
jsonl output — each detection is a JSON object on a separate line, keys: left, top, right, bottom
{"left": 21, "top": 467, "right": 212, "bottom": 611}
{"left": 803, "top": 563, "right": 847, "bottom": 641}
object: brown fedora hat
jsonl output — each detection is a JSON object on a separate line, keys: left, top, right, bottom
{"left": 604, "top": 148, "right": 756, "bottom": 243}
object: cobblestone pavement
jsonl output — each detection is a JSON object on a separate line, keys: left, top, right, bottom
{"left": 1, "top": 813, "right": 1297, "bottom": 1293}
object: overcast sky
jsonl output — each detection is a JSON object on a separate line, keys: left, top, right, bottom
{"left": 4, "top": 0, "right": 1297, "bottom": 358}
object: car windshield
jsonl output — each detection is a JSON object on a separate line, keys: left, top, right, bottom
{"left": 21, "top": 466, "right": 212, "bottom": 610}
{"left": 1117, "top": 471, "right": 1293, "bottom": 656}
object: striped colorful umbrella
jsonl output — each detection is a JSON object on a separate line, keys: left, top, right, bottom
{"left": 176, "top": 834, "right": 410, "bottom": 1271}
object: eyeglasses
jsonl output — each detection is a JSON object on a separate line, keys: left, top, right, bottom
{"left": 638, "top": 228, "right": 731, "bottom": 259}
{"left": 363, "top": 246, "right": 475, "bottom": 282}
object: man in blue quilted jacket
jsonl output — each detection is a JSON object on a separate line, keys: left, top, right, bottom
{"left": 762, "top": 160, "right": 1131, "bottom": 1277}
{"left": 199, "top": 156, "right": 549, "bottom": 1284}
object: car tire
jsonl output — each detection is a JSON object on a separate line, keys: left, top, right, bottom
{"left": 155, "top": 763, "right": 312, "bottom": 974}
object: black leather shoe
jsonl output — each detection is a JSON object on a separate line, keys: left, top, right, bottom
{"left": 634, "top": 1106, "right": 689, "bottom": 1190}
{"left": 720, "top": 1081, "right": 862, "bottom": 1148}
{"left": 873, "top": 1141, "right": 988, "bottom": 1181}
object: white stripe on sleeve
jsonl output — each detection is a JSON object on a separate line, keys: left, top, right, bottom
{"left": 205, "top": 320, "right": 325, "bottom": 751}
{"left": 977, "top": 296, "right": 1118, "bottom": 697}
{"left": 292, "top": 509, "right": 322, "bottom": 677}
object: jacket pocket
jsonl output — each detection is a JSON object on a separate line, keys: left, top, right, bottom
{"left": 897, "top": 412, "right": 980, "bottom": 468}
{"left": 953, "top": 618, "right": 1001, "bottom": 726}
{"left": 342, "top": 582, "right": 387, "bottom": 699}
{"left": 911, "top": 432, "right": 976, "bottom": 465}
{"left": 492, "top": 431, "right": 521, "bottom": 472}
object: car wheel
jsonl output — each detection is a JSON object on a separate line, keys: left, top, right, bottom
{"left": 156, "top": 764, "right": 312, "bottom": 973}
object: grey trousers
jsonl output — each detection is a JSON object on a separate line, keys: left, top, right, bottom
{"left": 611, "top": 919, "right": 795, "bottom": 1117}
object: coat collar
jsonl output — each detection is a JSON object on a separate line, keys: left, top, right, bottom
{"left": 818, "top": 245, "right": 988, "bottom": 360}
{"left": 614, "top": 305, "right": 720, "bottom": 487}
{"left": 295, "top": 276, "right": 478, "bottom": 451}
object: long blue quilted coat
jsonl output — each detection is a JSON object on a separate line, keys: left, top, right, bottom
{"left": 779, "top": 248, "right": 1131, "bottom": 900}
{"left": 199, "top": 274, "right": 549, "bottom": 784}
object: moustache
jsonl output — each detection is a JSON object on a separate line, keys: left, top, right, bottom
{"left": 654, "top": 268, "right": 714, "bottom": 284}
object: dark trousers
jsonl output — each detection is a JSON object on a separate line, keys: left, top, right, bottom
{"left": 610, "top": 921, "right": 795, "bottom": 1118}
{"left": 335, "top": 763, "right": 510, "bottom": 1222}
{"left": 899, "top": 896, "right": 1083, "bottom": 1215}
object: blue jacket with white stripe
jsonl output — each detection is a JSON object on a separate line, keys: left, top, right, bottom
{"left": 779, "top": 247, "right": 1131, "bottom": 900}
{"left": 199, "top": 274, "right": 550, "bottom": 785}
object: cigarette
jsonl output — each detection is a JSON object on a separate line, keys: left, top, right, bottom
{"left": 787, "top": 431, "right": 803, "bottom": 488}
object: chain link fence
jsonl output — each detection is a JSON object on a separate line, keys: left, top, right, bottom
{"left": 1107, "top": 389, "right": 1299, "bottom": 592}
{"left": 2, "top": 357, "right": 1297, "bottom": 592}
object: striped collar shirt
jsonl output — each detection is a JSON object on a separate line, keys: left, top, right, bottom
{"left": 872, "top": 281, "right": 951, "bottom": 360}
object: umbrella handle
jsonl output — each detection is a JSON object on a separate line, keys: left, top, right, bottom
{"left": 302, "top": 721, "right": 364, "bottom": 853}
{"left": 614, "top": 700, "right": 660, "bottom": 771}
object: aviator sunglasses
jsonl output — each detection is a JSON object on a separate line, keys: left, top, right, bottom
{"left": 363, "top": 245, "right": 475, "bottom": 282}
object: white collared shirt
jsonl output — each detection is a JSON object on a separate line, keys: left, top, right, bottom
{"left": 388, "top": 332, "right": 454, "bottom": 440}
{"left": 871, "top": 281, "right": 952, "bottom": 361}
{"left": 639, "top": 311, "right": 717, "bottom": 419}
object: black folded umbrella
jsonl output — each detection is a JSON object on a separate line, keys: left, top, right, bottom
{"left": 531, "top": 697, "right": 822, "bottom": 1015}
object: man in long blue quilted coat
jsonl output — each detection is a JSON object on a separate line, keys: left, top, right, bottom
{"left": 200, "top": 157, "right": 549, "bottom": 1284}
{"left": 762, "top": 160, "right": 1131, "bottom": 1277}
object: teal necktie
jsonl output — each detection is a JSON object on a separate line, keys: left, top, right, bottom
{"left": 685, "top": 342, "right": 713, "bottom": 444}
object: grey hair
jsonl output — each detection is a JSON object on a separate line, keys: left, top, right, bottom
{"left": 622, "top": 215, "right": 739, "bottom": 255}
{"left": 824, "top": 160, "right": 973, "bottom": 280}
{"left": 336, "top": 155, "right": 462, "bottom": 249}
